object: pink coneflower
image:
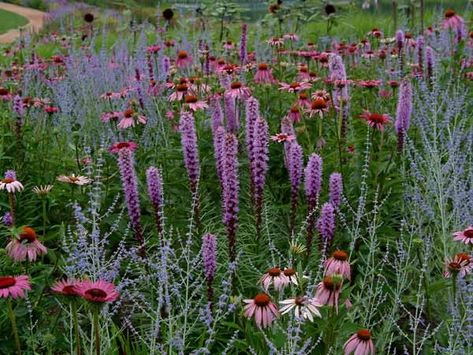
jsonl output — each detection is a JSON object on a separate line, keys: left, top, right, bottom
{"left": 444, "top": 253, "right": 473, "bottom": 278}
{"left": 442, "top": 10, "right": 465, "bottom": 32}
{"left": 147, "top": 45, "right": 161, "bottom": 54}
{"left": 169, "top": 83, "right": 190, "bottom": 102}
{"left": 282, "top": 268, "right": 298, "bottom": 286}
{"left": 176, "top": 50, "right": 193, "bottom": 68}
{"left": 109, "top": 141, "right": 138, "bottom": 154}
{"left": 315, "top": 275, "right": 343, "bottom": 312}
{"left": 453, "top": 226, "right": 473, "bottom": 245}
{"left": 243, "top": 293, "right": 279, "bottom": 329}
{"left": 297, "top": 66, "right": 310, "bottom": 81}
{"left": 254, "top": 63, "right": 276, "bottom": 84}
{"left": 51, "top": 279, "right": 79, "bottom": 296}
{"left": 267, "top": 37, "right": 284, "bottom": 47}
{"left": 117, "top": 108, "right": 147, "bottom": 129}
{"left": 358, "top": 80, "right": 381, "bottom": 89}
{"left": 0, "top": 275, "right": 31, "bottom": 299}
{"left": 271, "top": 133, "right": 296, "bottom": 143}
{"left": 311, "top": 90, "right": 330, "bottom": 101}
{"left": 287, "top": 105, "right": 301, "bottom": 122}
{"left": 56, "top": 174, "right": 92, "bottom": 186}
{"left": 6, "top": 226, "right": 47, "bottom": 262}
{"left": 0, "top": 87, "right": 12, "bottom": 101}
{"left": 324, "top": 250, "right": 351, "bottom": 280}
{"left": 260, "top": 267, "right": 288, "bottom": 291}
{"left": 184, "top": 95, "right": 208, "bottom": 111}
{"left": 279, "top": 81, "right": 312, "bottom": 93}
{"left": 283, "top": 33, "right": 299, "bottom": 41}
{"left": 344, "top": 329, "right": 375, "bottom": 355}
{"left": 100, "top": 92, "right": 122, "bottom": 100}
{"left": 44, "top": 106, "right": 59, "bottom": 114}
{"left": 75, "top": 280, "right": 119, "bottom": 303}
{"left": 359, "top": 110, "right": 390, "bottom": 131}
{"left": 307, "top": 97, "right": 329, "bottom": 118}
{"left": 368, "top": 28, "right": 383, "bottom": 38}
{"left": 100, "top": 111, "right": 121, "bottom": 123}
{"left": 279, "top": 296, "right": 322, "bottom": 321}
{"left": 0, "top": 171, "right": 24, "bottom": 193}
{"left": 223, "top": 40, "right": 234, "bottom": 50}
{"left": 297, "top": 92, "right": 311, "bottom": 108}
{"left": 225, "top": 81, "right": 251, "bottom": 100}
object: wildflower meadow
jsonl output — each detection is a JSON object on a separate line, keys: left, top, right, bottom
{"left": 0, "top": 0, "right": 472, "bottom": 354}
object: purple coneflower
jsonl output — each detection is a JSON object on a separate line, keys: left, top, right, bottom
{"left": 243, "top": 293, "right": 279, "bottom": 329}
{"left": 324, "top": 250, "right": 351, "bottom": 280}
{"left": 6, "top": 226, "right": 47, "bottom": 262}
{"left": 453, "top": 226, "right": 473, "bottom": 245}
{"left": 344, "top": 329, "right": 375, "bottom": 355}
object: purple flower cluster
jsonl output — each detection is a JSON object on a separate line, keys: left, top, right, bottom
{"left": 329, "top": 172, "right": 343, "bottom": 209}
{"left": 146, "top": 166, "right": 164, "bottom": 236}
{"left": 288, "top": 142, "right": 303, "bottom": 233}
{"left": 304, "top": 153, "right": 323, "bottom": 256}
{"left": 317, "top": 202, "right": 335, "bottom": 250}
{"left": 395, "top": 78, "right": 413, "bottom": 151}
{"left": 179, "top": 111, "right": 200, "bottom": 193}
{"left": 202, "top": 233, "right": 217, "bottom": 282}
{"left": 240, "top": 23, "right": 248, "bottom": 65}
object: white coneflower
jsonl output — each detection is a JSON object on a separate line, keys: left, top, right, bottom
{"left": 0, "top": 170, "right": 24, "bottom": 193}
{"left": 279, "top": 296, "right": 322, "bottom": 321}
{"left": 56, "top": 174, "right": 92, "bottom": 186}
{"left": 32, "top": 185, "right": 54, "bottom": 196}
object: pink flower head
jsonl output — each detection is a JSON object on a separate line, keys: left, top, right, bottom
{"left": 279, "top": 81, "right": 312, "bottom": 93}
{"left": 0, "top": 170, "right": 24, "bottom": 193}
{"left": 297, "top": 92, "right": 311, "bottom": 108}
{"left": 442, "top": 10, "right": 465, "bottom": 33}
{"left": 100, "top": 111, "right": 121, "bottom": 123}
{"left": 51, "top": 279, "right": 80, "bottom": 296}
{"left": 243, "top": 293, "right": 279, "bottom": 329}
{"left": 109, "top": 141, "right": 138, "bottom": 154}
{"left": 75, "top": 280, "right": 119, "bottom": 303}
{"left": 287, "top": 105, "right": 301, "bottom": 123}
{"left": 271, "top": 133, "right": 296, "bottom": 143}
{"left": 184, "top": 95, "right": 208, "bottom": 111}
{"left": 359, "top": 110, "right": 390, "bottom": 131}
{"left": 306, "top": 97, "right": 330, "bottom": 118}
{"left": 282, "top": 268, "right": 298, "bottom": 286}
{"left": 311, "top": 90, "right": 330, "bottom": 101}
{"left": 344, "top": 329, "right": 375, "bottom": 355}
{"left": 254, "top": 63, "right": 276, "bottom": 84}
{"left": 358, "top": 80, "right": 381, "bottom": 89}
{"left": 267, "top": 37, "right": 284, "bottom": 47}
{"left": 444, "top": 253, "right": 473, "bottom": 278}
{"left": 169, "top": 83, "right": 190, "bottom": 102}
{"left": 324, "top": 250, "right": 351, "bottom": 280}
{"left": 0, "top": 275, "right": 31, "bottom": 299}
{"left": 453, "top": 226, "right": 473, "bottom": 245}
{"left": 279, "top": 296, "right": 321, "bottom": 321}
{"left": 100, "top": 92, "right": 122, "bottom": 100}
{"left": 283, "top": 33, "right": 299, "bottom": 41}
{"left": 117, "top": 108, "right": 147, "bottom": 129}
{"left": 176, "top": 50, "right": 193, "bottom": 68}
{"left": 315, "top": 275, "right": 343, "bottom": 313}
{"left": 225, "top": 81, "right": 251, "bottom": 100}
{"left": 259, "top": 267, "right": 288, "bottom": 291}
{"left": 6, "top": 226, "right": 47, "bottom": 262}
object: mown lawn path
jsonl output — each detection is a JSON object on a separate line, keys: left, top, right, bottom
{"left": 0, "top": 2, "right": 45, "bottom": 43}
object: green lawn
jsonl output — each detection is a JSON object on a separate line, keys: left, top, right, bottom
{"left": 0, "top": 8, "right": 28, "bottom": 35}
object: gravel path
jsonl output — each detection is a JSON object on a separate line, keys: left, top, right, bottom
{"left": 0, "top": 2, "right": 46, "bottom": 43}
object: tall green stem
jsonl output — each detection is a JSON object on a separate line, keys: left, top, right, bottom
{"left": 72, "top": 302, "right": 81, "bottom": 355}
{"left": 93, "top": 307, "right": 100, "bottom": 355}
{"left": 7, "top": 299, "right": 22, "bottom": 355}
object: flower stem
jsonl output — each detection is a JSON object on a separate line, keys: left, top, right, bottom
{"left": 93, "top": 307, "right": 100, "bottom": 355}
{"left": 7, "top": 299, "right": 22, "bottom": 355}
{"left": 72, "top": 302, "right": 81, "bottom": 355}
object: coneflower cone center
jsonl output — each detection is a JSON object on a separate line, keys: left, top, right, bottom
{"left": 86, "top": 288, "right": 108, "bottom": 298}
{"left": 0, "top": 276, "right": 16, "bottom": 288}
{"left": 176, "top": 84, "right": 188, "bottom": 92}
{"left": 323, "top": 276, "right": 341, "bottom": 290}
{"left": 2, "top": 178, "right": 14, "bottom": 183}
{"left": 230, "top": 82, "right": 242, "bottom": 90}
{"left": 294, "top": 296, "right": 305, "bottom": 306}
{"left": 63, "top": 285, "right": 77, "bottom": 295}
{"left": 312, "top": 98, "right": 327, "bottom": 109}
{"left": 456, "top": 253, "right": 471, "bottom": 265}
{"left": 283, "top": 268, "right": 296, "bottom": 277}
{"left": 445, "top": 9, "right": 456, "bottom": 18}
{"left": 357, "top": 329, "right": 371, "bottom": 340}
{"left": 268, "top": 267, "right": 281, "bottom": 277}
{"left": 178, "top": 51, "right": 188, "bottom": 59}
{"left": 464, "top": 230, "right": 473, "bottom": 238}
{"left": 254, "top": 293, "right": 270, "bottom": 306}
{"left": 185, "top": 95, "right": 198, "bottom": 103}
{"left": 369, "top": 113, "right": 385, "bottom": 123}
{"left": 289, "top": 83, "right": 300, "bottom": 90}
{"left": 258, "top": 63, "right": 268, "bottom": 71}
{"left": 333, "top": 250, "right": 348, "bottom": 261}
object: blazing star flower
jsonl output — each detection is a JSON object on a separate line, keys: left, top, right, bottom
{"left": 259, "top": 267, "right": 288, "bottom": 291}
{"left": 315, "top": 275, "right": 343, "bottom": 313}
{"left": 75, "top": 280, "right": 119, "bottom": 303}
{"left": 444, "top": 253, "right": 473, "bottom": 278}
{"left": 56, "top": 174, "right": 92, "bottom": 186}
{"left": 271, "top": 133, "right": 296, "bottom": 143}
{"left": 344, "top": 329, "right": 375, "bottom": 355}
{"left": 184, "top": 95, "right": 208, "bottom": 111}
{"left": 453, "top": 226, "right": 473, "bottom": 245}
{"left": 51, "top": 279, "right": 80, "bottom": 296}
{"left": 225, "top": 82, "right": 251, "bottom": 100}
{"left": 0, "top": 275, "right": 31, "bottom": 299}
{"left": 243, "top": 293, "right": 279, "bottom": 329}
{"left": 254, "top": 63, "right": 276, "bottom": 84}
{"left": 279, "top": 81, "right": 312, "bottom": 93}
{"left": 176, "top": 50, "right": 193, "bottom": 68}
{"left": 307, "top": 97, "right": 329, "bottom": 118}
{"left": 0, "top": 170, "right": 24, "bottom": 193}
{"left": 6, "top": 226, "right": 47, "bottom": 262}
{"left": 359, "top": 110, "right": 390, "bottom": 131}
{"left": 324, "top": 250, "right": 351, "bottom": 280}
{"left": 279, "top": 296, "right": 322, "bottom": 321}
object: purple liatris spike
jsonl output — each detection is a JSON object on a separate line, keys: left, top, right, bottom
{"left": 179, "top": 111, "right": 200, "bottom": 193}
{"left": 394, "top": 78, "right": 413, "bottom": 152}
{"left": 396, "top": 30, "right": 404, "bottom": 52}
{"left": 304, "top": 153, "right": 323, "bottom": 256}
{"left": 245, "top": 96, "right": 260, "bottom": 162}
{"left": 2, "top": 212, "right": 13, "bottom": 227}
{"left": 222, "top": 133, "right": 239, "bottom": 261}
{"left": 146, "top": 166, "right": 164, "bottom": 236}
{"left": 288, "top": 142, "right": 303, "bottom": 234}
{"left": 328, "top": 54, "right": 349, "bottom": 130}
{"left": 425, "top": 46, "right": 435, "bottom": 79}
{"left": 224, "top": 94, "right": 238, "bottom": 133}
{"left": 109, "top": 142, "right": 145, "bottom": 254}
{"left": 240, "top": 23, "right": 248, "bottom": 65}
{"left": 317, "top": 202, "right": 335, "bottom": 251}
{"left": 251, "top": 118, "right": 269, "bottom": 236}
{"left": 416, "top": 35, "right": 424, "bottom": 73}
{"left": 13, "top": 95, "right": 24, "bottom": 117}
{"left": 281, "top": 117, "right": 295, "bottom": 168}
{"left": 329, "top": 172, "right": 343, "bottom": 209}
{"left": 211, "top": 96, "right": 224, "bottom": 132}
{"left": 202, "top": 233, "right": 217, "bottom": 282}
{"left": 213, "top": 126, "right": 226, "bottom": 184}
